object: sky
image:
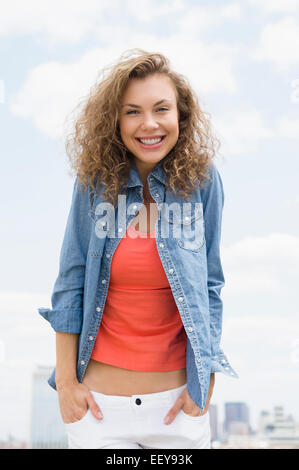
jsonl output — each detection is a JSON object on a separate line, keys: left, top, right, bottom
{"left": 0, "top": 0, "right": 299, "bottom": 443}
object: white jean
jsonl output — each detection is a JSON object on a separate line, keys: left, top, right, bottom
{"left": 65, "top": 383, "right": 211, "bottom": 449}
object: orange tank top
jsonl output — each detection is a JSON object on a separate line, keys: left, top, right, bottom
{"left": 90, "top": 223, "right": 187, "bottom": 371}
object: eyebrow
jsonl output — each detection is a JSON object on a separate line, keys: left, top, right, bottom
{"left": 121, "top": 99, "right": 172, "bottom": 108}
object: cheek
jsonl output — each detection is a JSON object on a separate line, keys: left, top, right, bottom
{"left": 168, "top": 118, "right": 179, "bottom": 139}
{"left": 120, "top": 120, "right": 137, "bottom": 140}
{"left": 119, "top": 121, "right": 130, "bottom": 142}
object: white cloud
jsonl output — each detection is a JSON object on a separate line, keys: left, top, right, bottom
{"left": 224, "top": 313, "right": 298, "bottom": 353}
{"left": 222, "top": 233, "right": 299, "bottom": 295}
{"left": 10, "top": 47, "right": 125, "bottom": 139}
{"left": 248, "top": 0, "right": 299, "bottom": 13}
{"left": 221, "top": 2, "right": 242, "bottom": 20}
{"left": 0, "top": 0, "right": 112, "bottom": 43}
{"left": 284, "top": 195, "right": 299, "bottom": 208}
{"left": 277, "top": 116, "right": 299, "bottom": 140}
{"left": 126, "top": 0, "right": 186, "bottom": 23}
{"left": 0, "top": 0, "right": 243, "bottom": 44}
{"left": 7, "top": 1, "right": 242, "bottom": 138}
{"left": 11, "top": 35, "right": 238, "bottom": 139}
{"left": 251, "top": 17, "right": 299, "bottom": 71}
{"left": 213, "top": 109, "right": 274, "bottom": 157}
{"left": 177, "top": 2, "right": 241, "bottom": 36}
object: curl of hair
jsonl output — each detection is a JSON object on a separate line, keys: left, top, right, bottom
{"left": 65, "top": 48, "right": 221, "bottom": 206}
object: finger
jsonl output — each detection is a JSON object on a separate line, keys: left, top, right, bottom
{"left": 163, "top": 394, "right": 185, "bottom": 425}
{"left": 86, "top": 392, "right": 103, "bottom": 420}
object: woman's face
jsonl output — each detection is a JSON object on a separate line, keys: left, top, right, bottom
{"left": 119, "top": 73, "right": 179, "bottom": 172}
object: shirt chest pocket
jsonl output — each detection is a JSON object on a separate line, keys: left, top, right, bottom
{"left": 162, "top": 203, "right": 205, "bottom": 253}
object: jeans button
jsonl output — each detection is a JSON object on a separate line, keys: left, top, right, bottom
{"left": 135, "top": 398, "right": 142, "bottom": 405}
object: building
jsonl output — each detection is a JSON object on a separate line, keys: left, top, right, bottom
{"left": 30, "top": 365, "right": 68, "bottom": 449}
{"left": 224, "top": 402, "right": 250, "bottom": 437}
{"left": 0, "top": 435, "right": 28, "bottom": 449}
{"left": 256, "top": 406, "right": 299, "bottom": 448}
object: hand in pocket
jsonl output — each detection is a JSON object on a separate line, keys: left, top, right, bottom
{"left": 57, "top": 381, "right": 104, "bottom": 424}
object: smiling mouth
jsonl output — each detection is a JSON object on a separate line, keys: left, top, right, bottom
{"left": 136, "top": 135, "right": 166, "bottom": 145}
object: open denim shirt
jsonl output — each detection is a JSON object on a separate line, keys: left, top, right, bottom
{"left": 38, "top": 158, "right": 238, "bottom": 413}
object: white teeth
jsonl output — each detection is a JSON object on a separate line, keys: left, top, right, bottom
{"left": 139, "top": 137, "right": 163, "bottom": 145}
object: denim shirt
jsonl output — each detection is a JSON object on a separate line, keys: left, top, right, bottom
{"left": 38, "top": 159, "right": 238, "bottom": 413}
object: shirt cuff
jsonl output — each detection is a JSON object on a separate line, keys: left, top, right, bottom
{"left": 211, "top": 351, "right": 239, "bottom": 378}
{"left": 38, "top": 307, "right": 82, "bottom": 334}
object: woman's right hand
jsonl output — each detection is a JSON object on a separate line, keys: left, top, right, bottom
{"left": 57, "top": 380, "right": 103, "bottom": 424}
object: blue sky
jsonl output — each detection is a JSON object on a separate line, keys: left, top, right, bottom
{"left": 0, "top": 0, "right": 299, "bottom": 442}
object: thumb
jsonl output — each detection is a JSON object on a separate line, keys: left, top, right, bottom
{"left": 164, "top": 389, "right": 186, "bottom": 425}
{"left": 86, "top": 391, "right": 103, "bottom": 421}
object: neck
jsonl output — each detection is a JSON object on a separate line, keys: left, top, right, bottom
{"left": 133, "top": 159, "right": 157, "bottom": 187}
{"left": 131, "top": 158, "right": 162, "bottom": 203}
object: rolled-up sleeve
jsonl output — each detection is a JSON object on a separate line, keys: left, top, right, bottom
{"left": 38, "top": 177, "right": 92, "bottom": 334}
{"left": 200, "top": 163, "right": 239, "bottom": 378}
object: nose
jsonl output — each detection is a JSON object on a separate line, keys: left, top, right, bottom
{"left": 141, "top": 113, "right": 159, "bottom": 131}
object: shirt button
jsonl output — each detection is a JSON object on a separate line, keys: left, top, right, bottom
{"left": 80, "top": 360, "right": 85, "bottom": 365}
{"left": 102, "top": 279, "right": 107, "bottom": 284}
{"left": 133, "top": 205, "right": 137, "bottom": 210}
{"left": 118, "top": 228, "right": 123, "bottom": 233}
{"left": 188, "top": 327, "right": 193, "bottom": 332}
{"left": 178, "top": 297, "right": 183, "bottom": 303}
{"left": 185, "top": 216, "right": 190, "bottom": 222}
{"left": 159, "top": 243, "right": 164, "bottom": 248}
{"left": 168, "top": 268, "right": 174, "bottom": 274}
{"left": 196, "top": 357, "right": 201, "bottom": 362}
{"left": 89, "top": 336, "right": 94, "bottom": 341}
{"left": 155, "top": 193, "right": 159, "bottom": 198}
{"left": 221, "top": 359, "right": 226, "bottom": 364}
{"left": 106, "top": 254, "right": 110, "bottom": 259}
{"left": 150, "top": 177, "right": 153, "bottom": 181}
{"left": 96, "top": 307, "right": 101, "bottom": 312}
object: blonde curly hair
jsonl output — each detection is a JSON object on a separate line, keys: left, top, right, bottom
{"left": 65, "top": 48, "right": 220, "bottom": 206}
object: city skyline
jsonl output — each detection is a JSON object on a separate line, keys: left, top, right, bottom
{"left": 2, "top": 364, "right": 298, "bottom": 449}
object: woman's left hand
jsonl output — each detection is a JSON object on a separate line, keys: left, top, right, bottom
{"left": 163, "top": 373, "right": 215, "bottom": 425}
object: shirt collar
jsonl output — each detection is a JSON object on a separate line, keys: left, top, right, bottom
{"left": 127, "top": 158, "right": 168, "bottom": 188}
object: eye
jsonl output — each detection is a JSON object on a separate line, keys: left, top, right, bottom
{"left": 126, "top": 107, "right": 169, "bottom": 115}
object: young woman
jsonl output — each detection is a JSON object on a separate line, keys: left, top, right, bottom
{"left": 38, "top": 49, "right": 238, "bottom": 449}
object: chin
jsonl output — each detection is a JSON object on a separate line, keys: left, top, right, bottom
{"left": 137, "top": 154, "right": 165, "bottom": 164}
